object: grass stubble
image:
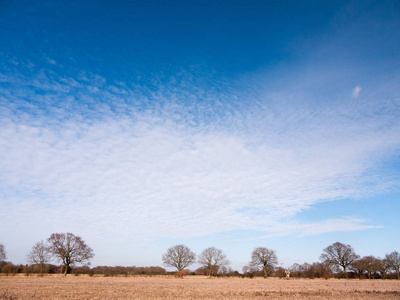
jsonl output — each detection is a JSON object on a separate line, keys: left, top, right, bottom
{"left": 1, "top": 275, "right": 400, "bottom": 299}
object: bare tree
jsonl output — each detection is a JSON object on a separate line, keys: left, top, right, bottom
{"left": 375, "top": 257, "right": 391, "bottom": 279}
{"left": 320, "top": 242, "right": 359, "bottom": 277}
{"left": 162, "top": 244, "right": 196, "bottom": 272}
{"left": 47, "top": 233, "right": 94, "bottom": 276}
{"left": 386, "top": 251, "right": 400, "bottom": 279}
{"left": 351, "top": 258, "right": 366, "bottom": 278}
{"left": 249, "top": 247, "right": 278, "bottom": 278}
{"left": 289, "top": 263, "right": 302, "bottom": 278}
{"left": 354, "top": 256, "right": 377, "bottom": 279}
{"left": 242, "top": 265, "right": 250, "bottom": 274}
{"left": 198, "top": 247, "right": 230, "bottom": 276}
{"left": 0, "top": 244, "right": 6, "bottom": 261}
{"left": 27, "top": 240, "right": 51, "bottom": 275}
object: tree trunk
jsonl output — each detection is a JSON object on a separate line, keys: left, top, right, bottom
{"left": 263, "top": 265, "right": 268, "bottom": 278}
{"left": 63, "top": 265, "right": 71, "bottom": 276}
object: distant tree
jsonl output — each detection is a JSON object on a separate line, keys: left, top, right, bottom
{"left": 0, "top": 244, "right": 6, "bottom": 261}
{"left": 375, "top": 257, "right": 391, "bottom": 279}
{"left": 195, "top": 266, "right": 208, "bottom": 275}
{"left": 47, "top": 233, "right": 94, "bottom": 276}
{"left": 162, "top": 244, "right": 196, "bottom": 272}
{"left": 198, "top": 247, "right": 230, "bottom": 276}
{"left": 351, "top": 259, "right": 366, "bottom": 278}
{"left": 289, "top": 263, "right": 302, "bottom": 278}
{"left": 299, "top": 263, "right": 313, "bottom": 278}
{"left": 386, "top": 251, "right": 400, "bottom": 279}
{"left": 249, "top": 247, "right": 278, "bottom": 278}
{"left": 219, "top": 265, "right": 229, "bottom": 276}
{"left": 242, "top": 265, "right": 251, "bottom": 274}
{"left": 320, "top": 242, "right": 359, "bottom": 277}
{"left": 274, "top": 266, "right": 286, "bottom": 278}
{"left": 27, "top": 240, "right": 51, "bottom": 275}
{"left": 1, "top": 263, "right": 17, "bottom": 275}
{"left": 354, "top": 256, "right": 377, "bottom": 279}
{"left": 302, "top": 262, "right": 332, "bottom": 279}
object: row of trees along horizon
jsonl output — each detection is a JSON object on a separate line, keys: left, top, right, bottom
{"left": 1, "top": 233, "right": 399, "bottom": 279}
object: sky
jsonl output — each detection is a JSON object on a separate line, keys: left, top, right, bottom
{"left": 0, "top": 0, "right": 399, "bottom": 271}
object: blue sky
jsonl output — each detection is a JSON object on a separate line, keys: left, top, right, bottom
{"left": 0, "top": 0, "right": 399, "bottom": 271}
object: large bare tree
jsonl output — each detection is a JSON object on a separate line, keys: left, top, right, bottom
{"left": 320, "top": 242, "right": 359, "bottom": 277}
{"left": 0, "top": 244, "right": 6, "bottom": 261}
{"left": 250, "top": 247, "right": 278, "bottom": 278}
{"left": 386, "top": 251, "right": 400, "bottom": 279}
{"left": 162, "top": 244, "right": 196, "bottom": 272}
{"left": 27, "top": 240, "right": 51, "bottom": 275}
{"left": 198, "top": 247, "right": 230, "bottom": 276}
{"left": 47, "top": 233, "right": 94, "bottom": 276}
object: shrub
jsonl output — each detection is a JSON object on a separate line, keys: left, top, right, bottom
{"left": 175, "top": 271, "right": 187, "bottom": 278}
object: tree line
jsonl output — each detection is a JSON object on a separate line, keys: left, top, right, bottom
{"left": 161, "top": 243, "right": 400, "bottom": 279}
{"left": 1, "top": 236, "right": 399, "bottom": 279}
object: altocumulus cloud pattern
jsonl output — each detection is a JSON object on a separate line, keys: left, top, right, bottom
{"left": 1, "top": 63, "right": 399, "bottom": 241}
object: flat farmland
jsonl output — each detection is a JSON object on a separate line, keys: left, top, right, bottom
{"left": 1, "top": 275, "right": 400, "bottom": 299}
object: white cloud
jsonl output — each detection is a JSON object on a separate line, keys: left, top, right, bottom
{"left": 0, "top": 69, "right": 399, "bottom": 253}
{"left": 258, "top": 217, "right": 381, "bottom": 238}
{"left": 352, "top": 85, "right": 362, "bottom": 98}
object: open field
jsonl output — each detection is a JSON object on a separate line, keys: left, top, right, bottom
{"left": 1, "top": 275, "right": 400, "bottom": 299}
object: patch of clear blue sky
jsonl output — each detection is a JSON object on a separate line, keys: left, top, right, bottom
{"left": 0, "top": 1, "right": 354, "bottom": 79}
{"left": 1, "top": 0, "right": 399, "bottom": 102}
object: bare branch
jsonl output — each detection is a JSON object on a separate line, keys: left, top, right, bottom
{"left": 0, "top": 244, "right": 6, "bottom": 261}
{"left": 47, "top": 233, "right": 94, "bottom": 276}
{"left": 250, "top": 247, "right": 278, "bottom": 278}
{"left": 320, "top": 242, "right": 359, "bottom": 277}
{"left": 162, "top": 245, "right": 196, "bottom": 272}
{"left": 198, "top": 247, "right": 230, "bottom": 276}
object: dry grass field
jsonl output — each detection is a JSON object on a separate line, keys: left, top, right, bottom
{"left": 1, "top": 275, "right": 400, "bottom": 299}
